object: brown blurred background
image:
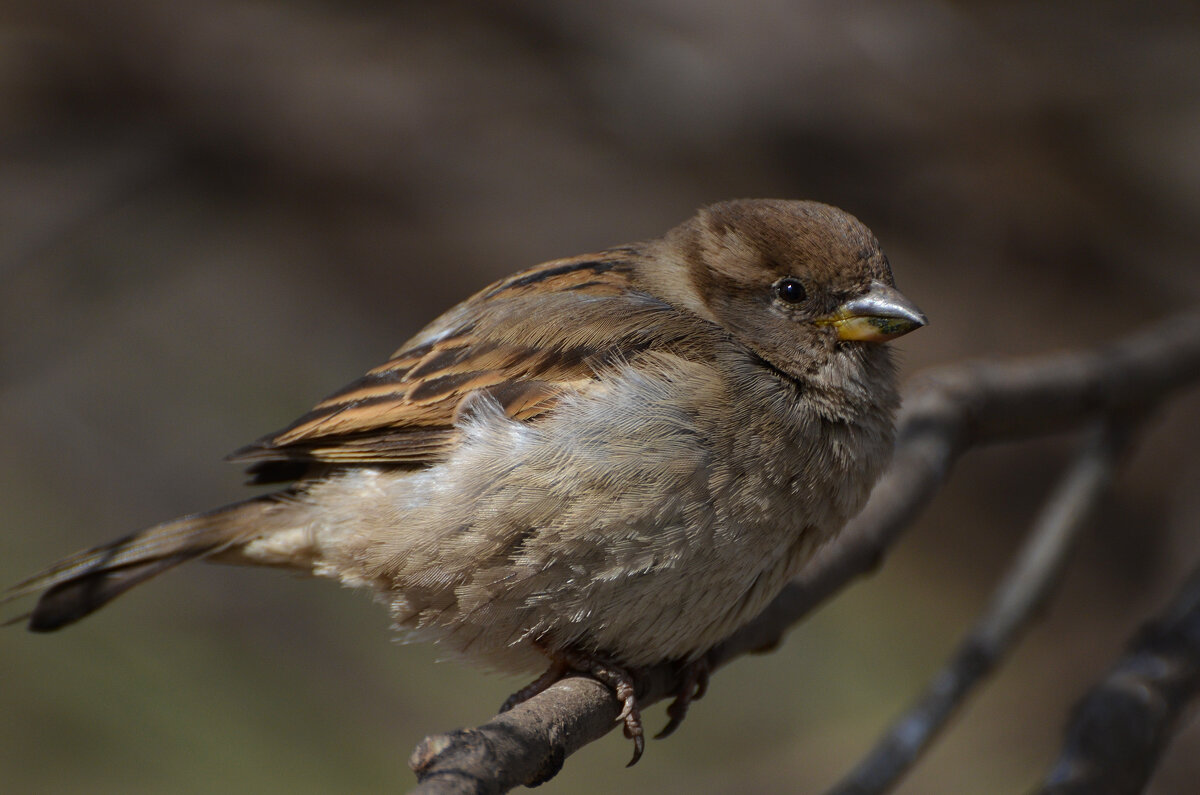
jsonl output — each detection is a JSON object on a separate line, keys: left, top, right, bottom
{"left": 2, "top": 1, "right": 1200, "bottom": 793}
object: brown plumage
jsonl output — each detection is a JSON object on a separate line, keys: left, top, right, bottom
{"left": 6, "top": 199, "right": 925, "bottom": 763}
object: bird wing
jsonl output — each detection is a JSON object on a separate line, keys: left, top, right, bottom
{"left": 227, "top": 250, "right": 682, "bottom": 479}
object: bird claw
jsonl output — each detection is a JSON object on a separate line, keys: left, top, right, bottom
{"left": 654, "top": 655, "right": 711, "bottom": 740}
{"left": 625, "top": 725, "right": 645, "bottom": 767}
{"left": 610, "top": 675, "right": 644, "bottom": 765}
{"left": 504, "top": 648, "right": 648, "bottom": 765}
{"left": 575, "top": 653, "right": 644, "bottom": 765}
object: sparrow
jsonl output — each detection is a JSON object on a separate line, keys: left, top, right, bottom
{"left": 6, "top": 199, "right": 925, "bottom": 764}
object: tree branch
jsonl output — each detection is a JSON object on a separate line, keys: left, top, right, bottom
{"left": 826, "top": 421, "right": 1131, "bottom": 795}
{"left": 409, "top": 310, "right": 1200, "bottom": 794}
{"left": 1036, "top": 557, "right": 1200, "bottom": 795}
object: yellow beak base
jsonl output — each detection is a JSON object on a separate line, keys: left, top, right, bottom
{"left": 828, "top": 314, "right": 924, "bottom": 342}
{"left": 816, "top": 280, "right": 927, "bottom": 343}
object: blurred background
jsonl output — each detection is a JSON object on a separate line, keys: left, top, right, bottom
{"left": 2, "top": 1, "right": 1200, "bottom": 792}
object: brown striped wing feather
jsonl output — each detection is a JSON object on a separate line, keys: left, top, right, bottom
{"left": 227, "top": 251, "right": 679, "bottom": 479}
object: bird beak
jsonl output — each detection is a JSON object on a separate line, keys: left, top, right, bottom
{"left": 816, "top": 280, "right": 927, "bottom": 342}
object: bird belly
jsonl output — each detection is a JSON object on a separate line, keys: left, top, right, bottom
{"left": 294, "top": 356, "right": 885, "bottom": 674}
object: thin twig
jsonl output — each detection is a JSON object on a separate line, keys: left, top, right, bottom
{"left": 826, "top": 421, "right": 1130, "bottom": 795}
{"left": 409, "top": 310, "right": 1200, "bottom": 794}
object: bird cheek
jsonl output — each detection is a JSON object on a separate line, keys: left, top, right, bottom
{"left": 810, "top": 325, "right": 840, "bottom": 355}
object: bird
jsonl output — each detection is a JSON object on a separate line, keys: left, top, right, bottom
{"left": 6, "top": 198, "right": 925, "bottom": 764}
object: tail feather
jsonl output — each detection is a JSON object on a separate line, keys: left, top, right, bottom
{"left": 26, "top": 554, "right": 200, "bottom": 632}
{"left": 5, "top": 493, "right": 290, "bottom": 632}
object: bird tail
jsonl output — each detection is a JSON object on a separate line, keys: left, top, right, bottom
{"left": 5, "top": 493, "right": 294, "bottom": 632}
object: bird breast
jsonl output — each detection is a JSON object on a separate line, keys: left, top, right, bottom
{"left": 285, "top": 348, "right": 895, "bottom": 673}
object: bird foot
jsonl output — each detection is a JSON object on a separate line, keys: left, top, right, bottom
{"left": 655, "top": 654, "right": 711, "bottom": 739}
{"left": 499, "top": 659, "right": 569, "bottom": 713}
{"left": 501, "top": 648, "right": 646, "bottom": 766}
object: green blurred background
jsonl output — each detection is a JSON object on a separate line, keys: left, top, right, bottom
{"left": 3, "top": 1, "right": 1200, "bottom": 792}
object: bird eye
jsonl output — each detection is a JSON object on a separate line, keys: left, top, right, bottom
{"left": 773, "top": 277, "right": 807, "bottom": 304}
